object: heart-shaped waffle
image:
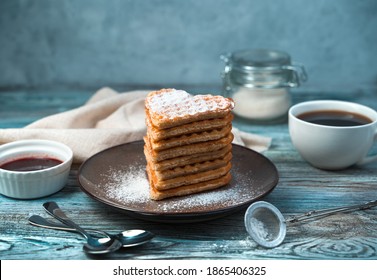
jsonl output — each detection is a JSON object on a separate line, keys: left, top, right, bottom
{"left": 145, "top": 89, "right": 234, "bottom": 129}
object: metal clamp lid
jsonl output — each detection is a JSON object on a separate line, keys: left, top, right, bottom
{"left": 221, "top": 49, "right": 307, "bottom": 89}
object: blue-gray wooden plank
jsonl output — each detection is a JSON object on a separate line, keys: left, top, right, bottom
{"left": 0, "top": 88, "right": 376, "bottom": 260}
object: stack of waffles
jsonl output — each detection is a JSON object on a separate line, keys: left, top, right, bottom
{"left": 144, "top": 89, "right": 235, "bottom": 200}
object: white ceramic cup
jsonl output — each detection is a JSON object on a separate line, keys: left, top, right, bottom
{"left": 288, "top": 100, "right": 377, "bottom": 170}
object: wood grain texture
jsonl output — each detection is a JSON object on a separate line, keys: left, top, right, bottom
{"left": 1, "top": 88, "right": 377, "bottom": 260}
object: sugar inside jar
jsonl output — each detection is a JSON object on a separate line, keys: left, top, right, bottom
{"left": 221, "top": 49, "right": 307, "bottom": 123}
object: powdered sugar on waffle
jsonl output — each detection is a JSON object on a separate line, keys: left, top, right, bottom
{"left": 146, "top": 89, "right": 234, "bottom": 120}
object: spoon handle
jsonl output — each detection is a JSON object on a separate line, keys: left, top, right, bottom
{"left": 28, "top": 215, "right": 110, "bottom": 237}
{"left": 29, "top": 215, "right": 76, "bottom": 231}
{"left": 286, "top": 199, "right": 377, "bottom": 223}
{"left": 43, "top": 201, "right": 91, "bottom": 240}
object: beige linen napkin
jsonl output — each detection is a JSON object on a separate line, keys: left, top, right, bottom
{"left": 0, "top": 88, "right": 271, "bottom": 163}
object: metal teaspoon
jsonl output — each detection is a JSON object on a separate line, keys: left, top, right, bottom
{"left": 28, "top": 214, "right": 154, "bottom": 247}
{"left": 42, "top": 201, "right": 123, "bottom": 255}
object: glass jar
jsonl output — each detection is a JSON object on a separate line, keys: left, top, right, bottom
{"left": 221, "top": 49, "right": 307, "bottom": 123}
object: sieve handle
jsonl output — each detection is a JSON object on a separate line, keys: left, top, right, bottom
{"left": 285, "top": 200, "right": 377, "bottom": 223}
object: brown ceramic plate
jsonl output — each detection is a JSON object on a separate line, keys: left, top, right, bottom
{"left": 78, "top": 141, "right": 278, "bottom": 223}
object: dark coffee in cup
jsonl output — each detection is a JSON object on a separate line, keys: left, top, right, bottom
{"left": 297, "top": 110, "right": 372, "bottom": 127}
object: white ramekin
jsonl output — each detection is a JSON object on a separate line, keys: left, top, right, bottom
{"left": 0, "top": 139, "right": 73, "bottom": 199}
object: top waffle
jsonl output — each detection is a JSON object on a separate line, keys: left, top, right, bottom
{"left": 145, "top": 88, "right": 235, "bottom": 129}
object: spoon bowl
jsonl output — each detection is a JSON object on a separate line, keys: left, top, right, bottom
{"left": 113, "top": 229, "right": 154, "bottom": 247}
{"left": 83, "top": 236, "right": 122, "bottom": 255}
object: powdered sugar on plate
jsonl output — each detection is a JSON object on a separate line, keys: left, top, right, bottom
{"left": 78, "top": 142, "right": 278, "bottom": 219}
{"left": 104, "top": 166, "right": 150, "bottom": 203}
{"left": 98, "top": 163, "right": 257, "bottom": 214}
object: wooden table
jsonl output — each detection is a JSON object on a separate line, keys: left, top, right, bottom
{"left": 1, "top": 88, "right": 376, "bottom": 260}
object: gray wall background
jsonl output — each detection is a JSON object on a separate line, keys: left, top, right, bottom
{"left": 1, "top": 0, "right": 377, "bottom": 91}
